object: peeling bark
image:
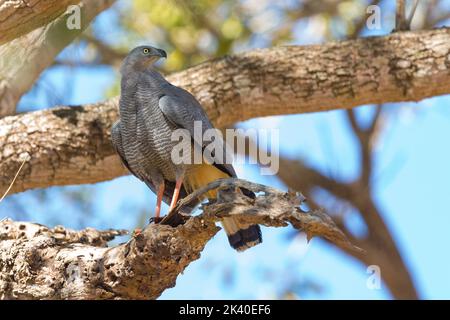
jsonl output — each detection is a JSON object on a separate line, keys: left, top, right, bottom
{"left": 1, "top": 28, "right": 449, "bottom": 196}
{"left": 0, "top": 179, "right": 357, "bottom": 299}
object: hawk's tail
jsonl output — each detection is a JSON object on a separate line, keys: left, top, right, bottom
{"left": 221, "top": 218, "right": 262, "bottom": 252}
{"left": 183, "top": 163, "right": 263, "bottom": 252}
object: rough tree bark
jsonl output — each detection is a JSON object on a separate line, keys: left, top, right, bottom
{"left": 0, "top": 179, "right": 360, "bottom": 299}
{"left": 1, "top": 28, "right": 449, "bottom": 196}
{"left": 0, "top": 0, "right": 80, "bottom": 45}
{"left": 0, "top": 0, "right": 116, "bottom": 118}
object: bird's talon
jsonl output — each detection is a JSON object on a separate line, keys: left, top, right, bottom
{"left": 149, "top": 216, "right": 163, "bottom": 224}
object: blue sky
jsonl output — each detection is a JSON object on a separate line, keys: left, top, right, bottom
{"left": 3, "top": 0, "right": 450, "bottom": 299}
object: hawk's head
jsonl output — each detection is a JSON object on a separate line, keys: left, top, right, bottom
{"left": 121, "top": 45, "right": 167, "bottom": 72}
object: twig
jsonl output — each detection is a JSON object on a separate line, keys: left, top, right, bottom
{"left": 406, "top": 0, "right": 420, "bottom": 28}
{"left": 396, "top": 0, "right": 419, "bottom": 31}
{"left": 0, "top": 153, "right": 30, "bottom": 204}
{"left": 396, "top": 0, "right": 407, "bottom": 31}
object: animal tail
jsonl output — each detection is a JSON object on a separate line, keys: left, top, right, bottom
{"left": 221, "top": 218, "right": 262, "bottom": 252}
{"left": 184, "top": 163, "right": 263, "bottom": 252}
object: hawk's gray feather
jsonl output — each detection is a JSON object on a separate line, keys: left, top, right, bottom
{"left": 111, "top": 45, "right": 262, "bottom": 251}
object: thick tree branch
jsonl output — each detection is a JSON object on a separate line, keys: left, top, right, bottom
{"left": 0, "top": 0, "right": 116, "bottom": 118}
{"left": 0, "top": 0, "right": 80, "bottom": 45}
{"left": 0, "top": 179, "right": 358, "bottom": 299}
{"left": 0, "top": 28, "right": 449, "bottom": 195}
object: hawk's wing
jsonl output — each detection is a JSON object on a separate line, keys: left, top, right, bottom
{"left": 158, "top": 88, "right": 237, "bottom": 178}
{"left": 111, "top": 121, "right": 197, "bottom": 212}
{"left": 111, "top": 121, "right": 140, "bottom": 179}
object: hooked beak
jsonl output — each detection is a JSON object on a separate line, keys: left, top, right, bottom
{"left": 156, "top": 48, "right": 167, "bottom": 58}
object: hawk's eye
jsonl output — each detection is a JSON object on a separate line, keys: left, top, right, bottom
{"left": 143, "top": 48, "right": 150, "bottom": 54}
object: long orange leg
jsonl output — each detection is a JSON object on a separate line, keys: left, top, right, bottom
{"left": 169, "top": 177, "right": 183, "bottom": 212}
{"left": 155, "top": 182, "right": 165, "bottom": 219}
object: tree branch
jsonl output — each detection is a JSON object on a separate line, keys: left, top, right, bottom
{"left": 0, "top": 28, "right": 449, "bottom": 195}
{"left": 395, "top": 0, "right": 420, "bottom": 31}
{"left": 396, "top": 0, "right": 408, "bottom": 31}
{"left": 79, "top": 34, "right": 126, "bottom": 66}
{"left": 0, "top": 0, "right": 81, "bottom": 45}
{"left": 0, "top": 179, "right": 359, "bottom": 299}
{"left": 0, "top": 0, "right": 116, "bottom": 118}
{"left": 345, "top": 105, "right": 384, "bottom": 186}
{"left": 277, "top": 157, "right": 418, "bottom": 299}
{"left": 232, "top": 122, "right": 418, "bottom": 299}
{"left": 406, "top": 0, "right": 419, "bottom": 28}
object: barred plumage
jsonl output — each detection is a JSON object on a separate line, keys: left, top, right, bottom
{"left": 112, "top": 45, "right": 262, "bottom": 251}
